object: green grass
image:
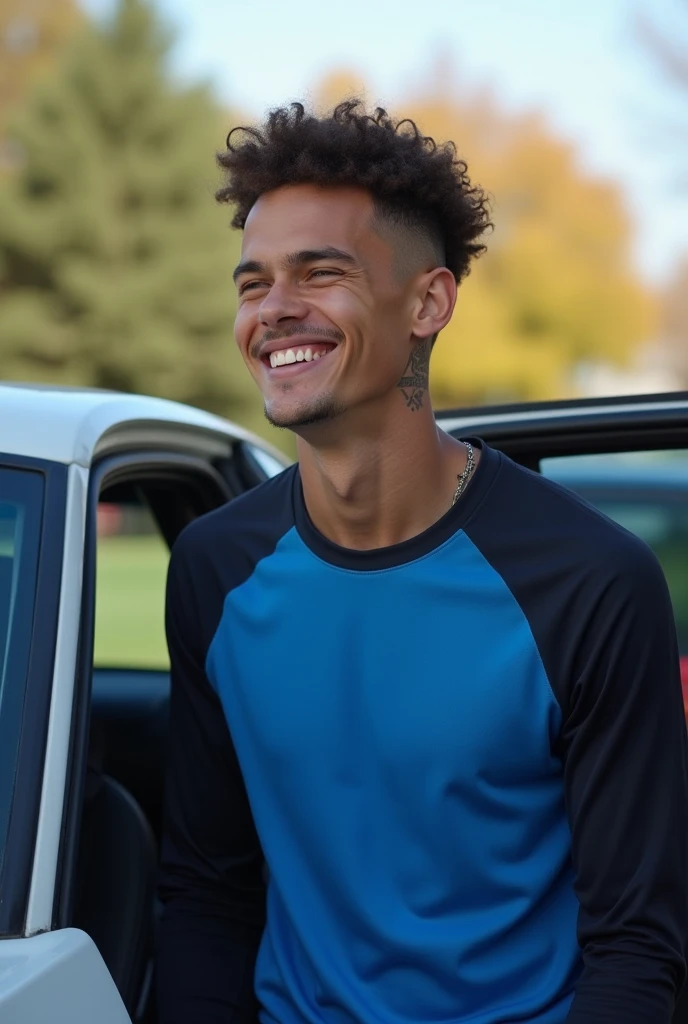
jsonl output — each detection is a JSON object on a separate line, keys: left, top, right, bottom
{"left": 94, "top": 535, "right": 170, "bottom": 669}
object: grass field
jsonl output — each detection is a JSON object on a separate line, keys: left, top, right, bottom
{"left": 94, "top": 534, "right": 170, "bottom": 669}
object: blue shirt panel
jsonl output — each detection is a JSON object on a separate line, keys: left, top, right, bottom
{"left": 206, "top": 523, "right": 580, "bottom": 1024}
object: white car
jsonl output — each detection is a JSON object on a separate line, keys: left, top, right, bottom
{"left": 1, "top": 383, "right": 687, "bottom": 1023}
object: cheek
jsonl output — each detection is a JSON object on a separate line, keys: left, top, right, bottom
{"left": 314, "top": 285, "right": 370, "bottom": 332}
{"left": 359, "top": 321, "right": 408, "bottom": 376}
{"left": 233, "top": 303, "right": 256, "bottom": 358}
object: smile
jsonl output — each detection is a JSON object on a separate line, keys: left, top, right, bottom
{"left": 263, "top": 342, "right": 336, "bottom": 370}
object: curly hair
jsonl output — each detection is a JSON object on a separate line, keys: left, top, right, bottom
{"left": 216, "top": 100, "right": 492, "bottom": 284}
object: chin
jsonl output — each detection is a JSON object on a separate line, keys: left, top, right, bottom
{"left": 263, "top": 392, "right": 343, "bottom": 430}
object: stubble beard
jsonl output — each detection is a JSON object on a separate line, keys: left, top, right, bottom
{"left": 263, "top": 389, "right": 344, "bottom": 430}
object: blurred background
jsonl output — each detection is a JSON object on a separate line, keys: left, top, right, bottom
{"left": 0, "top": 0, "right": 686, "bottom": 458}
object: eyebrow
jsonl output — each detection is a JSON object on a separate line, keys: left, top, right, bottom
{"left": 232, "top": 247, "right": 357, "bottom": 283}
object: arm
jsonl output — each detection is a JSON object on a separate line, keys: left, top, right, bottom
{"left": 156, "top": 533, "right": 266, "bottom": 1024}
{"left": 563, "top": 542, "right": 688, "bottom": 1022}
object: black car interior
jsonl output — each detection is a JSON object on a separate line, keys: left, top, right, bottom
{"left": 67, "top": 440, "right": 688, "bottom": 1024}
{"left": 76, "top": 670, "right": 168, "bottom": 1021}
{"left": 74, "top": 722, "right": 158, "bottom": 1019}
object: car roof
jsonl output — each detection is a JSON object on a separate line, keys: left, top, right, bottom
{"left": 0, "top": 382, "right": 268, "bottom": 467}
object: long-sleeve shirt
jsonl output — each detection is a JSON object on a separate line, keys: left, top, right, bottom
{"left": 157, "top": 439, "right": 688, "bottom": 1023}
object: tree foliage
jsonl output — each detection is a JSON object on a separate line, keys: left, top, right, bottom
{"left": 400, "top": 83, "right": 656, "bottom": 405}
{"left": 661, "top": 259, "right": 688, "bottom": 385}
{"left": 638, "top": 0, "right": 688, "bottom": 385}
{"left": 0, "top": 0, "right": 263, "bottom": 431}
{"left": 0, "top": 16, "right": 660, "bottom": 438}
{"left": 0, "top": 0, "right": 82, "bottom": 146}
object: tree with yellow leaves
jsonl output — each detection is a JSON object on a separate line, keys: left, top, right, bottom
{"left": 411, "top": 91, "right": 656, "bottom": 405}
{"left": 0, "top": 0, "right": 82, "bottom": 152}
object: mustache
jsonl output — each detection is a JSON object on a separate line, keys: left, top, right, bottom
{"left": 251, "top": 324, "right": 344, "bottom": 359}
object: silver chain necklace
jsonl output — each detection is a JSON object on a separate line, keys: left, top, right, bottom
{"left": 451, "top": 441, "right": 476, "bottom": 507}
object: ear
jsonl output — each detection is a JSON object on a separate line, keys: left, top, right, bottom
{"left": 410, "top": 267, "right": 457, "bottom": 341}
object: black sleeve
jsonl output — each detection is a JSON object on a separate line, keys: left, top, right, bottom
{"left": 562, "top": 541, "right": 688, "bottom": 1022}
{"left": 156, "top": 530, "right": 266, "bottom": 1024}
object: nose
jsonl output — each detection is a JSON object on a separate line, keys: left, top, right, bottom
{"left": 258, "top": 279, "right": 309, "bottom": 329}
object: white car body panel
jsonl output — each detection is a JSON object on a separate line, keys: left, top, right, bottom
{"left": 0, "top": 383, "right": 284, "bottom": 467}
{"left": 24, "top": 464, "right": 88, "bottom": 937}
{"left": 0, "top": 928, "right": 131, "bottom": 1024}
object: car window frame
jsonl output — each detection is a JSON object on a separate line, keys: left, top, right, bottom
{"left": 54, "top": 448, "right": 244, "bottom": 930}
{"left": 0, "top": 454, "right": 67, "bottom": 938}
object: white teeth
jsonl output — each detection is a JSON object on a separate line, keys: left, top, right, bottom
{"left": 268, "top": 346, "right": 330, "bottom": 367}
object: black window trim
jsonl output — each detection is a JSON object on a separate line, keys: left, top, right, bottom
{"left": 444, "top": 407, "right": 688, "bottom": 465}
{"left": 54, "top": 450, "right": 236, "bottom": 930}
{"left": 0, "top": 454, "right": 67, "bottom": 938}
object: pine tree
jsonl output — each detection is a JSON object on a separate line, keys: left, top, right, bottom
{"left": 0, "top": 0, "right": 262, "bottom": 431}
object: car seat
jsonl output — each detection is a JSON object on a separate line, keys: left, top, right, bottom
{"left": 73, "top": 725, "right": 157, "bottom": 1021}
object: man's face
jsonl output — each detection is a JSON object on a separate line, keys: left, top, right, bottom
{"left": 233, "top": 184, "right": 434, "bottom": 430}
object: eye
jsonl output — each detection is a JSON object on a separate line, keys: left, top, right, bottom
{"left": 238, "top": 279, "right": 268, "bottom": 295}
{"left": 308, "top": 268, "right": 341, "bottom": 280}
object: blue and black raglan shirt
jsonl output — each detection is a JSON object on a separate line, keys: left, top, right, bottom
{"left": 157, "top": 441, "right": 688, "bottom": 1024}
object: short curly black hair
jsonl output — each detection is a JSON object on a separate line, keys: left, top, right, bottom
{"left": 216, "top": 100, "right": 492, "bottom": 284}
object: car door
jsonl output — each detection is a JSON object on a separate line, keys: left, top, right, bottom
{"left": 0, "top": 424, "right": 288, "bottom": 1024}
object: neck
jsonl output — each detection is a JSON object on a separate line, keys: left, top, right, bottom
{"left": 295, "top": 400, "right": 469, "bottom": 550}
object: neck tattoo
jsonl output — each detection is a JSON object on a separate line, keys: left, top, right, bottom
{"left": 451, "top": 442, "right": 476, "bottom": 507}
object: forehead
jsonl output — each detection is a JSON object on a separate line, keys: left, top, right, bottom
{"left": 241, "top": 184, "right": 378, "bottom": 260}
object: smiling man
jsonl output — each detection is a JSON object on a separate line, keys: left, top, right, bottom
{"left": 156, "top": 102, "right": 688, "bottom": 1024}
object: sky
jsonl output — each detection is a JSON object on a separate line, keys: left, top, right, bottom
{"left": 83, "top": 0, "right": 688, "bottom": 286}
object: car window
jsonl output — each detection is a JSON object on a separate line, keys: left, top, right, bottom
{"left": 94, "top": 495, "right": 170, "bottom": 670}
{"left": 541, "top": 450, "right": 688, "bottom": 707}
{"left": 0, "top": 468, "right": 44, "bottom": 870}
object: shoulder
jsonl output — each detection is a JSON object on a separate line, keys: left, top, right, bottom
{"left": 469, "top": 447, "right": 661, "bottom": 590}
{"left": 465, "top": 449, "right": 672, "bottom": 707}
{"left": 465, "top": 448, "right": 676, "bottom": 716}
{"left": 170, "top": 464, "right": 297, "bottom": 591}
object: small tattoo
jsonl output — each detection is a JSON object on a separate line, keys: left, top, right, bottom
{"left": 397, "top": 341, "right": 431, "bottom": 411}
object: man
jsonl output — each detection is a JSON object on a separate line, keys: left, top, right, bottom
{"left": 157, "top": 101, "right": 688, "bottom": 1023}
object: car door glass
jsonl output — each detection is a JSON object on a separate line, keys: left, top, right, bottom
{"left": 0, "top": 468, "right": 43, "bottom": 870}
{"left": 541, "top": 450, "right": 688, "bottom": 712}
{"left": 94, "top": 494, "right": 170, "bottom": 669}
